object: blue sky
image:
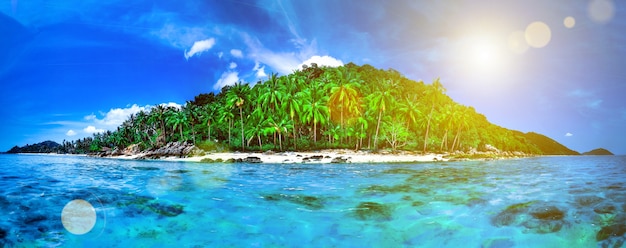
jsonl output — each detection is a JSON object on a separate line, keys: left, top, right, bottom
{"left": 1, "top": 0, "right": 625, "bottom": 154}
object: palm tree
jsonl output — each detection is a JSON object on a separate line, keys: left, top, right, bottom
{"left": 423, "top": 78, "right": 446, "bottom": 153}
{"left": 152, "top": 104, "right": 168, "bottom": 144}
{"left": 258, "top": 73, "right": 284, "bottom": 114}
{"left": 282, "top": 75, "right": 303, "bottom": 150}
{"left": 398, "top": 96, "right": 421, "bottom": 132}
{"left": 202, "top": 103, "right": 218, "bottom": 141}
{"left": 218, "top": 104, "right": 235, "bottom": 147}
{"left": 226, "top": 82, "right": 250, "bottom": 151}
{"left": 328, "top": 67, "right": 362, "bottom": 144}
{"left": 301, "top": 80, "right": 329, "bottom": 144}
{"left": 367, "top": 79, "right": 395, "bottom": 150}
{"left": 167, "top": 110, "right": 188, "bottom": 141}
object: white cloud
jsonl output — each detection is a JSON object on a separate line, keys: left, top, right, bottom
{"left": 299, "top": 55, "right": 344, "bottom": 68}
{"left": 565, "top": 132, "right": 573, "bottom": 137}
{"left": 184, "top": 38, "right": 216, "bottom": 59}
{"left": 218, "top": 51, "right": 224, "bottom": 59}
{"left": 253, "top": 62, "right": 267, "bottom": 78}
{"left": 214, "top": 71, "right": 239, "bottom": 91}
{"left": 66, "top": 130, "right": 77, "bottom": 136}
{"left": 229, "top": 62, "right": 237, "bottom": 69}
{"left": 230, "top": 49, "right": 243, "bottom": 58}
{"left": 84, "top": 126, "right": 105, "bottom": 134}
{"left": 159, "top": 102, "right": 182, "bottom": 109}
{"left": 98, "top": 104, "right": 150, "bottom": 126}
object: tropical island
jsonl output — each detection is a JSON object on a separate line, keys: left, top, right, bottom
{"left": 6, "top": 63, "right": 591, "bottom": 162}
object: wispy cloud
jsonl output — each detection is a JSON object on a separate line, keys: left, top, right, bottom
{"left": 565, "top": 132, "right": 573, "bottom": 137}
{"left": 214, "top": 71, "right": 239, "bottom": 91}
{"left": 66, "top": 130, "right": 77, "bottom": 136}
{"left": 185, "top": 38, "right": 216, "bottom": 59}
{"left": 587, "top": 99, "right": 603, "bottom": 109}
{"left": 229, "top": 62, "right": 237, "bottom": 69}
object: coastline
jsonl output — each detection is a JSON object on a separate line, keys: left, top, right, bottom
{"left": 96, "top": 149, "right": 448, "bottom": 164}
{"left": 5, "top": 149, "right": 539, "bottom": 164}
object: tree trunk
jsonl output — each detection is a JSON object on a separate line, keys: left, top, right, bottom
{"left": 239, "top": 107, "right": 245, "bottom": 151}
{"left": 423, "top": 105, "right": 434, "bottom": 153}
{"left": 313, "top": 118, "right": 317, "bottom": 144}
{"left": 373, "top": 108, "right": 383, "bottom": 150}
{"left": 292, "top": 116, "right": 297, "bottom": 150}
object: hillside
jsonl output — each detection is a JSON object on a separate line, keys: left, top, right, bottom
{"left": 523, "top": 132, "right": 580, "bottom": 155}
{"left": 582, "top": 148, "right": 613, "bottom": 155}
{"left": 6, "top": 140, "right": 61, "bottom": 154}
{"left": 7, "top": 63, "right": 579, "bottom": 156}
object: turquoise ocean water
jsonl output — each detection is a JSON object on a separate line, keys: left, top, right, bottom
{"left": 0, "top": 154, "right": 624, "bottom": 247}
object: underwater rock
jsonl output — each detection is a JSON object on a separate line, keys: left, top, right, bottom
{"left": 262, "top": 194, "right": 324, "bottom": 210}
{"left": 594, "top": 204, "right": 617, "bottom": 214}
{"left": 596, "top": 224, "right": 626, "bottom": 241}
{"left": 530, "top": 205, "right": 565, "bottom": 220}
{"left": 523, "top": 219, "right": 563, "bottom": 234}
{"left": 575, "top": 195, "right": 604, "bottom": 207}
{"left": 0, "top": 227, "right": 6, "bottom": 239}
{"left": 492, "top": 201, "right": 536, "bottom": 227}
{"left": 169, "top": 169, "right": 191, "bottom": 174}
{"left": 382, "top": 168, "right": 419, "bottom": 174}
{"left": 360, "top": 184, "right": 415, "bottom": 195}
{"left": 482, "top": 237, "right": 515, "bottom": 248}
{"left": 24, "top": 214, "right": 47, "bottom": 224}
{"left": 147, "top": 202, "right": 184, "bottom": 217}
{"left": 467, "top": 197, "right": 487, "bottom": 207}
{"left": 354, "top": 202, "right": 392, "bottom": 221}
{"left": 134, "top": 166, "right": 160, "bottom": 171}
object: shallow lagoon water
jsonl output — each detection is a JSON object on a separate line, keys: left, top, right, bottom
{"left": 0, "top": 154, "right": 624, "bottom": 247}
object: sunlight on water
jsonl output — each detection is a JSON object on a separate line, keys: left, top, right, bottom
{"left": 61, "top": 199, "right": 96, "bottom": 235}
{"left": 0, "top": 154, "right": 624, "bottom": 247}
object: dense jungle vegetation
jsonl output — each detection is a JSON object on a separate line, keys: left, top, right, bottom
{"left": 32, "top": 63, "right": 576, "bottom": 155}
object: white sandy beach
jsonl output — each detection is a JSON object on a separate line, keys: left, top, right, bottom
{"left": 157, "top": 150, "right": 448, "bottom": 164}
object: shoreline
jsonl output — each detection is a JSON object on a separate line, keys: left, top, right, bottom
{"left": 95, "top": 150, "right": 449, "bottom": 164}
{"left": 4, "top": 150, "right": 541, "bottom": 164}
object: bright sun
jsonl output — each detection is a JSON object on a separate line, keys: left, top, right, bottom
{"left": 459, "top": 35, "right": 506, "bottom": 77}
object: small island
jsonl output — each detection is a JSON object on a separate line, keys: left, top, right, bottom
{"left": 582, "top": 148, "right": 614, "bottom": 156}
{"left": 6, "top": 63, "right": 583, "bottom": 162}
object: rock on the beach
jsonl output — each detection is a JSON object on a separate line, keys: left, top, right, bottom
{"left": 331, "top": 156, "right": 350, "bottom": 163}
{"left": 234, "top": 157, "right": 262, "bottom": 163}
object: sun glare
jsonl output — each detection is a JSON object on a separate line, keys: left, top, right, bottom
{"left": 461, "top": 36, "right": 504, "bottom": 75}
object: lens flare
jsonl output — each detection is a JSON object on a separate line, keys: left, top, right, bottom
{"left": 508, "top": 31, "right": 529, "bottom": 54}
{"left": 564, "top": 16, "right": 576, "bottom": 28}
{"left": 61, "top": 199, "right": 97, "bottom": 235}
{"left": 588, "top": 0, "right": 614, "bottom": 24}
{"left": 525, "top": 22, "right": 551, "bottom": 48}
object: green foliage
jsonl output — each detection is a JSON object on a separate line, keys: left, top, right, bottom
{"left": 53, "top": 62, "right": 575, "bottom": 155}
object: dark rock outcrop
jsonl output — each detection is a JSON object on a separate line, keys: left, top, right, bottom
{"left": 331, "top": 156, "right": 350, "bottom": 163}
{"left": 235, "top": 156, "right": 262, "bottom": 163}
